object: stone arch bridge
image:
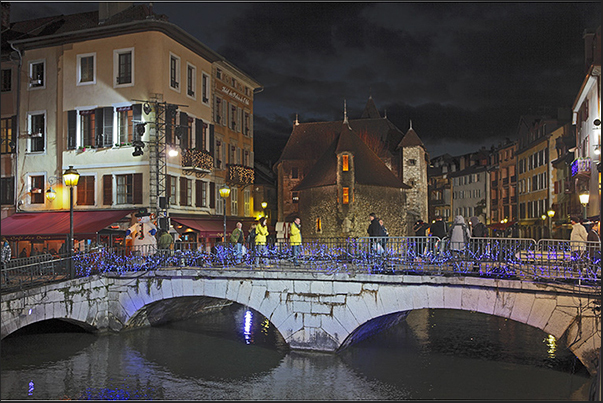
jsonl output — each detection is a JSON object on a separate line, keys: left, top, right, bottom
{"left": 1, "top": 268, "right": 600, "bottom": 374}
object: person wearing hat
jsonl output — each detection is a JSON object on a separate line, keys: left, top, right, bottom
{"left": 126, "top": 208, "right": 158, "bottom": 256}
{"left": 569, "top": 216, "right": 588, "bottom": 258}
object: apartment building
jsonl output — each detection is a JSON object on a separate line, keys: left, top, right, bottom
{"left": 1, "top": 3, "right": 261, "bottom": 255}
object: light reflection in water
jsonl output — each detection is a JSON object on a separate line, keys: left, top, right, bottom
{"left": 243, "top": 310, "right": 253, "bottom": 344}
{"left": 544, "top": 334, "right": 557, "bottom": 358}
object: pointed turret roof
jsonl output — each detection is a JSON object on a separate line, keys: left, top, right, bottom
{"left": 361, "top": 96, "right": 381, "bottom": 119}
{"left": 397, "top": 120, "right": 425, "bottom": 149}
{"left": 292, "top": 121, "right": 409, "bottom": 191}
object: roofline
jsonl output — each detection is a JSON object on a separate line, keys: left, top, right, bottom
{"left": 9, "top": 18, "right": 262, "bottom": 88}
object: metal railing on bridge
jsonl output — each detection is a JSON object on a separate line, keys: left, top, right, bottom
{"left": 1, "top": 236, "right": 600, "bottom": 294}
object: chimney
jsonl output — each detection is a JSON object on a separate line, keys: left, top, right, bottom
{"left": 1, "top": 2, "right": 10, "bottom": 31}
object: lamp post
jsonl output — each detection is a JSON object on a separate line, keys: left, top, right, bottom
{"left": 261, "top": 201, "right": 268, "bottom": 221}
{"left": 219, "top": 184, "right": 231, "bottom": 243}
{"left": 547, "top": 208, "right": 555, "bottom": 238}
{"left": 63, "top": 166, "right": 80, "bottom": 279}
{"left": 579, "top": 190, "right": 590, "bottom": 220}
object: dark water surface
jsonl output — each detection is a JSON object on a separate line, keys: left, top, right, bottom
{"left": 0, "top": 307, "right": 593, "bottom": 400}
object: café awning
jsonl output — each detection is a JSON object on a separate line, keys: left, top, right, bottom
{"left": 1, "top": 209, "right": 134, "bottom": 240}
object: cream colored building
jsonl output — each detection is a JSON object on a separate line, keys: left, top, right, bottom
{"left": 1, "top": 4, "right": 261, "bottom": 252}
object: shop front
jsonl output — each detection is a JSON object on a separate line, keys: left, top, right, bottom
{"left": 1, "top": 209, "right": 134, "bottom": 258}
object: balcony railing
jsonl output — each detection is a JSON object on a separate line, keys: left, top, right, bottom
{"left": 571, "top": 158, "right": 591, "bottom": 177}
{"left": 227, "top": 163, "right": 254, "bottom": 186}
{"left": 181, "top": 149, "right": 213, "bottom": 172}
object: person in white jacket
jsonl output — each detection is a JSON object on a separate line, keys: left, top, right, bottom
{"left": 569, "top": 216, "right": 588, "bottom": 257}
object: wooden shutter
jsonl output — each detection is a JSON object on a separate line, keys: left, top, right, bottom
{"left": 210, "top": 182, "right": 215, "bottom": 209}
{"left": 179, "top": 177, "right": 187, "bottom": 206}
{"left": 179, "top": 112, "right": 189, "bottom": 149}
{"left": 95, "top": 108, "right": 103, "bottom": 148}
{"left": 195, "top": 179, "right": 203, "bottom": 207}
{"left": 67, "top": 110, "right": 77, "bottom": 150}
{"left": 77, "top": 176, "right": 95, "bottom": 205}
{"left": 103, "top": 107, "right": 114, "bottom": 147}
{"left": 165, "top": 175, "right": 171, "bottom": 204}
{"left": 103, "top": 175, "right": 112, "bottom": 205}
{"left": 133, "top": 173, "right": 143, "bottom": 204}
{"left": 195, "top": 118, "right": 204, "bottom": 150}
{"left": 209, "top": 124, "right": 214, "bottom": 156}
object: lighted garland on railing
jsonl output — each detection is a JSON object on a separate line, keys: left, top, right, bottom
{"left": 69, "top": 238, "right": 601, "bottom": 284}
{"left": 182, "top": 149, "right": 213, "bottom": 171}
{"left": 228, "top": 164, "right": 254, "bottom": 185}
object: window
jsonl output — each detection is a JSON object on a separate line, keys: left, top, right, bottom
{"left": 291, "top": 167, "right": 298, "bottom": 179}
{"left": 114, "top": 48, "right": 133, "bottom": 86}
{"left": 215, "top": 96, "right": 224, "bottom": 125}
{"left": 243, "top": 110, "right": 251, "bottom": 136}
{"left": 76, "top": 176, "right": 95, "bottom": 206}
{"left": 1, "top": 177, "right": 15, "bottom": 204}
{"left": 170, "top": 53, "right": 180, "bottom": 90}
{"left": 342, "top": 155, "right": 349, "bottom": 171}
{"left": 116, "top": 173, "right": 142, "bottom": 204}
{"left": 342, "top": 187, "right": 349, "bottom": 204}
{"left": 186, "top": 63, "right": 196, "bottom": 97}
{"left": 168, "top": 175, "right": 177, "bottom": 205}
{"left": 77, "top": 53, "right": 95, "bottom": 85}
{"left": 179, "top": 177, "right": 191, "bottom": 206}
{"left": 29, "top": 60, "right": 45, "bottom": 88}
{"left": 29, "top": 175, "right": 45, "bottom": 204}
{"left": 408, "top": 159, "right": 416, "bottom": 166}
{"left": 244, "top": 189, "right": 250, "bottom": 216}
{"left": 117, "top": 107, "right": 133, "bottom": 144}
{"left": 315, "top": 217, "right": 322, "bottom": 232}
{"left": 1, "top": 117, "right": 15, "bottom": 154}
{"left": 292, "top": 191, "right": 299, "bottom": 203}
{"left": 196, "top": 180, "right": 207, "bottom": 207}
{"left": 230, "top": 188, "right": 238, "bottom": 214}
{"left": 79, "top": 110, "right": 97, "bottom": 147}
{"left": 28, "top": 112, "right": 45, "bottom": 152}
{"left": 215, "top": 140, "right": 224, "bottom": 169}
{"left": 201, "top": 72, "right": 210, "bottom": 103}
{"left": 230, "top": 103, "right": 237, "bottom": 131}
{"left": 216, "top": 68, "right": 222, "bottom": 79}
{"left": 1, "top": 69, "right": 11, "bottom": 92}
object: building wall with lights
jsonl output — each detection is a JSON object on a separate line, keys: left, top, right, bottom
{"left": 571, "top": 26, "right": 601, "bottom": 221}
{"left": 2, "top": 4, "right": 262, "bottom": 249}
{"left": 488, "top": 139, "right": 517, "bottom": 225}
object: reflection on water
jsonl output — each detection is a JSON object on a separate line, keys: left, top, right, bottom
{"left": 0, "top": 307, "right": 592, "bottom": 400}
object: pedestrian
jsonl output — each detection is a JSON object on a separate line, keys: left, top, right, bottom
{"left": 1, "top": 237, "right": 12, "bottom": 284}
{"left": 247, "top": 224, "right": 257, "bottom": 254}
{"left": 429, "top": 216, "right": 447, "bottom": 239}
{"left": 230, "top": 221, "right": 245, "bottom": 264}
{"left": 586, "top": 220, "right": 600, "bottom": 262}
{"left": 289, "top": 217, "right": 302, "bottom": 266}
{"left": 367, "top": 212, "right": 382, "bottom": 253}
{"left": 469, "top": 216, "right": 488, "bottom": 237}
{"left": 448, "top": 215, "right": 471, "bottom": 252}
{"left": 413, "top": 219, "right": 430, "bottom": 236}
{"left": 379, "top": 218, "right": 388, "bottom": 250}
{"left": 157, "top": 229, "right": 173, "bottom": 251}
{"left": 254, "top": 217, "right": 269, "bottom": 266}
{"left": 569, "top": 216, "right": 588, "bottom": 258}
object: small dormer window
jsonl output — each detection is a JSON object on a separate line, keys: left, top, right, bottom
{"left": 342, "top": 155, "right": 349, "bottom": 171}
{"left": 408, "top": 159, "right": 416, "bottom": 166}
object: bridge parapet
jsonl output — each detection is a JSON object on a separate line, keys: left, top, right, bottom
{"left": 1, "top": 269, "right": 600, "bottom": 375}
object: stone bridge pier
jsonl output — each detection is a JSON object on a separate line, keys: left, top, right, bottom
{"left": 1, "top": 268, "right": 600, "bottom": 375}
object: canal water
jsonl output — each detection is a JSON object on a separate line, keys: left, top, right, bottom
{"left": 0, "top": 306, "right": 593, "bottom": 400}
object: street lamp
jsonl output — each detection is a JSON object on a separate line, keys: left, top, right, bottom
{"left": 579, "top": 190, "right": 590, "bottom": 220}
{"left": 219, "top": 184, "right": 231, "bottom": 243}
{"left": 45, "top": 187, "right": 56, "bottom": 201}
{"left": 63, "top": 165, "right": 80, "bottom": 279}
{"left": 547, "top": 208, "right": 555, "bottom": 238}
{"left": 261, "top": 201, "right": 267, "bottom": 220}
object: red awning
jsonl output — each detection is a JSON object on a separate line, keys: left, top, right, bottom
{"left": 171, "top": 217, "right": 259, "bottom": 238}
{"left": 1, "top": 210, "right": 134, "bottom": 240}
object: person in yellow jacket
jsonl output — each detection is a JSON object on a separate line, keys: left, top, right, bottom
{"left": 254, "top": 217, "right": 269, "bottom": 266}
{"left": 289, "top": 217, "right": 302, "bottom": 266}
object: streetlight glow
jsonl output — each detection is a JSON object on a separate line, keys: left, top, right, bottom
{"left": 63, "top": 165, "right": 79, "bottom": 279}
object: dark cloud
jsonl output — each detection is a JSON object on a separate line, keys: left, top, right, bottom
{"left": 9, "top": 1, "right": 601, "bottom": 162}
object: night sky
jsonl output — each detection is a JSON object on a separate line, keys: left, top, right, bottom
{"left": 8, "top": 1, "right": 602, "bottom": 165}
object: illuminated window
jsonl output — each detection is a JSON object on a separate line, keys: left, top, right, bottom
{"left": 117, "top": 107, "right": 133, "bottom": 144}
{"left": 292, "top": 191, "right": 299, "bottom": 203}
{"left": 316, "top": 217, "right": 322, "bottom": 232}
{"left": 342, "top": 187, "right": 349, "bottom": 204}
{"left": 342, "top": 155, "right": 349, "bottom": 171}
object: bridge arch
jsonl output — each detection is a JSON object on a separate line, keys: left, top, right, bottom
{"left": 1, "top": 270, "right": 599, "bottom": 375}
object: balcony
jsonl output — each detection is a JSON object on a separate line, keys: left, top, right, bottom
{"left": 181, "top": 148, "right": 213, "bottom": 174}
{"left": 571, "top": 158, "right": 591, "bottom": 178}
{"left": 227, "top": 163, "right": 254, "bottom": 186}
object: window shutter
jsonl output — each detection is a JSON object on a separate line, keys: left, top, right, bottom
{"left": 209, "top": 124, "right": 214, "bottom": 156}
{"left": 103, "top": 107, "right": 114, "bottom": 147}
{"left": 237, "top": 107, "right": 242, "bottom": 132}
{"left": 133, "top": 173, "right": 143, "bottom": 204}
{"left": 166, "top": 175, "right": 171, "bottom": 203}
{"left": 132, "top": 104, "right": 142, "bottom": 122}
{"left": 180, "top": 112, "right": 189, "bottom": 149}
{"left": 67, "top": 110, "right": 77, "bottom": 150}
{"left": 195, "top": 118, "right": 204, "bottom": 150}
{"left": 196, "top": 179, "right": 203, "bottom": 207}
{"left": 222, "top": 100, "right": 227, "bottom": 126}
{"left": 95, "top": 108, "right": 103, "bottom": 148}
{"left": 103, "top": 175, "right": 112, "bottom": 205}
{"left": 179, "top": 177, "right": 186, "bottom": 205}
{"left": 210, "top": 182, "right": 215, "bottom": 208}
